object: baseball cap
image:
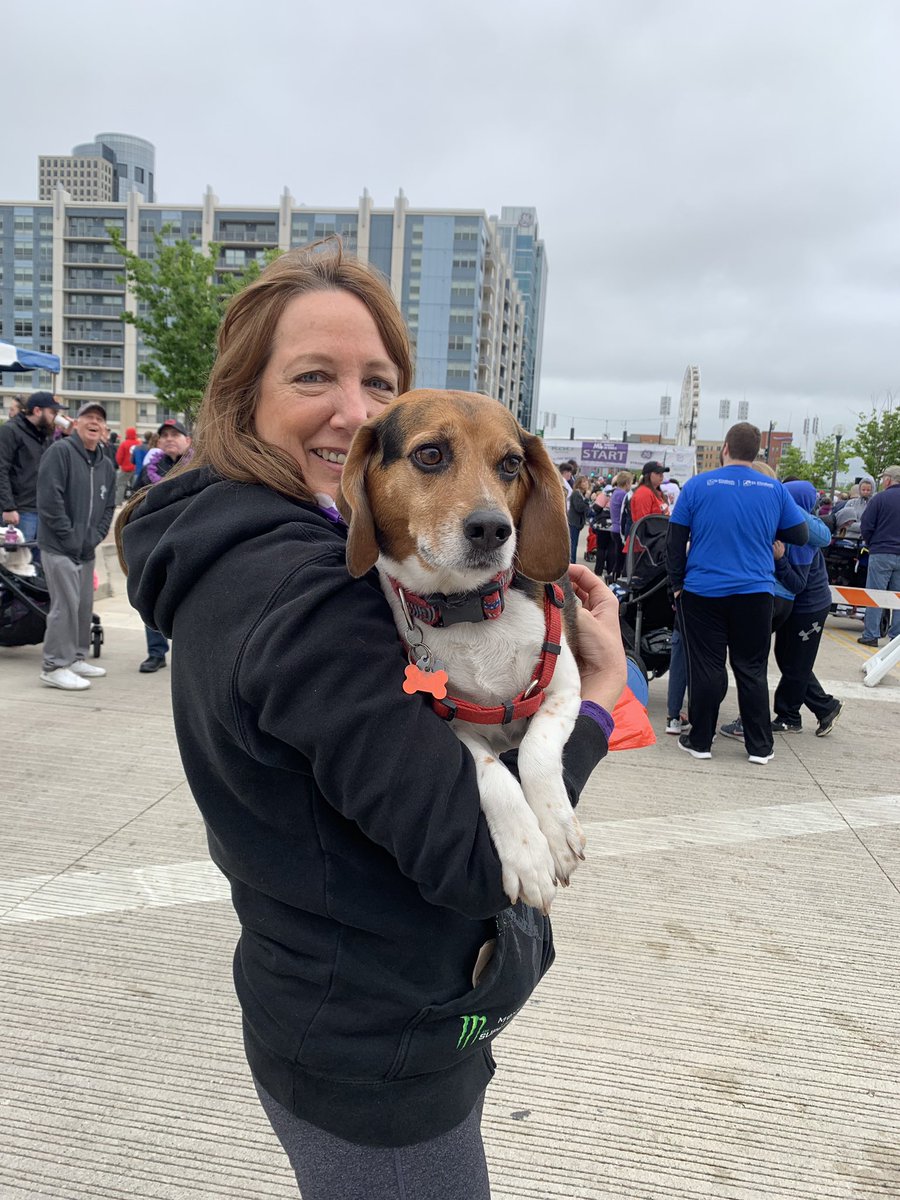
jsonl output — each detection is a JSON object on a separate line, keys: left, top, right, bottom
{"left": 24, "top": 391, "right": 60, "bottom": 413}
{"left": 881, "top": 465, "right": 900, "bottom": 484}
{"left": 76, "top": 402, "right": 107, "bottom": 419}
{"left": 158, "top": 418, "right": 189, "bottom": 436}
{"left": 641, "top": 460, "right": 666, "bottom": 474}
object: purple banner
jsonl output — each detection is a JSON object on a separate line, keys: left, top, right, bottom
{"left": 580, "top": 440, "right": 629, "bottom": 466}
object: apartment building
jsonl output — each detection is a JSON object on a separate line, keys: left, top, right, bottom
{"left": 39, "top": 133, "right": 156, "bottom": 204}
{"left": 1, "top": 186, "right": 544, "bottom": 432}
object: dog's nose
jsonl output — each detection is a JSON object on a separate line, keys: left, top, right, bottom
{"left": 463, "top": 510, "right": 513, "bottom": 550}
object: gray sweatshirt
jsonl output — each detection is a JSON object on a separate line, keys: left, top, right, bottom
{"left": 36, "top": 433, "right": 116, "bottom": 563}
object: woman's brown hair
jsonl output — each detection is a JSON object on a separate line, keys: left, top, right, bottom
{"left": 116, "top": 240, "right": 413, "bottom": 563}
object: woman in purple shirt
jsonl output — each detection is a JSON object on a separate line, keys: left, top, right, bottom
{"left": 609, "top": 470, "right": 632, "bottom": 580}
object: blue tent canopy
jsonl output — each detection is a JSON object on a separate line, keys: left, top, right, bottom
{"left": 0, "top": 341, "right": 61, "bottom": 374}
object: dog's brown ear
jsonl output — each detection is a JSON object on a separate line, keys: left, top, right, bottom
{"left": 515, "top": 430, "right": 571, "bottom": 582}
{"left": 337, "top": 422, "right": 381, "bottom": 577}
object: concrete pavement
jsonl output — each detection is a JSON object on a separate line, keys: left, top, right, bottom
{"left": 1, "top": 549, "right": 898, "bottom": 1199}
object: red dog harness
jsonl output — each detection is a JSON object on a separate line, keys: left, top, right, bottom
{"left": 430, "top": 582, "right": 565, "bottom": 725}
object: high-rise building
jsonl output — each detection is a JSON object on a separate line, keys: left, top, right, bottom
{"left": 0, "top": 186, "right": 540, "bottom": 434}
{"left": 38, "top": 133, "right": 155, "bottom": 203}
{"left": 495, "top": 207, "right": 548, "bottom": 432}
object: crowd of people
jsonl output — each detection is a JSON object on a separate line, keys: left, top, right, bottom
{"left": 560, "top": 424, "right": 900, "bottom": 764}
{"left": 0, "top": 392, "right": 192, "bottom": 689}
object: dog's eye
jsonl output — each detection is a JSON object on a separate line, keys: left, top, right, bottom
{"left": 500, "top": 455, "right": 523, "bottom": 477}
{"left": 413, "top": 446, "right": 444, "bottom": 469}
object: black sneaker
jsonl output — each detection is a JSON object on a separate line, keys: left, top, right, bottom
{"left": 677, "top": 733, "right": 712, "bottom": 760}
{"left": 857, "top": 636, "right": 880, "bottom": 647}
{"left": 139, "top": 656, "right": 167, "bottom": 673}
{"left": 771, "top": 717, "right": 802, "bottom": 733}
{"left": 815, "top": 700, "right": 843, "bottom": 737}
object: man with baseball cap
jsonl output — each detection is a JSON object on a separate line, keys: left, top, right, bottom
{"left": 0, "top": 390, "right": 60, "bottom": 558}
{"left": 858, "top": 464, "right": 900, "bottom": 646}
{"left": 35, "top": 401, "right": 116, "bottom": 691}
{"left": 134, "top": 418, "right": 192, "bottom": 672}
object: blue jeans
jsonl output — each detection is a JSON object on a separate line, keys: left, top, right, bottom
{"left": 569, "top": 525, "right": 581, "bottom": 563}
{"left": 667, "top": 627, "right": 687, "bottom": 719}
{"left": 863, "top": 553, "right": 900, "bottom": 641}
{"left": 18, "top": 510, "right": 40, "bottom": 565}
{"left": 145, "top": 625, "right": 169, "bottom": 659}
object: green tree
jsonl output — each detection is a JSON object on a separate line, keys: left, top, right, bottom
{"left": 776, "top": 445, "right": 815, "bottom": 482}
{"left": 847, "top": 398, "right": 900, "bottom": 479}
{"left": 778, "top": 439, "right": 850, "bottom": 488}
{"left": 109, "top": 226, "right": 278, "bottom": 424}
{"left": 809, "top": 435, "right": 850, "bottom": 490}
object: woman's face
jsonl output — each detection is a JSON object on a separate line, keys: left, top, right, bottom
{"left": 255, "top": 289, "right": 400, "bottom": 497}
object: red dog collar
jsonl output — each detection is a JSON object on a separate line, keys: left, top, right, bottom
{"left": 388, "top": 569, "right": 514, "bottom": 628}
{"left": 432, "top": 583, "right": 565, "bottom": 725}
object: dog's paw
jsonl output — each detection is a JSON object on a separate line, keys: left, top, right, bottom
{"left": 496, "top": 832, "right": 558, "bottom": 914}
{"left": 539, "top": 808, "right": 586, "bottom": 887}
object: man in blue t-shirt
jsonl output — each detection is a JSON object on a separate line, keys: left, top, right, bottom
{"left": 666, "top": 423, "right": 808, "bottom": 764}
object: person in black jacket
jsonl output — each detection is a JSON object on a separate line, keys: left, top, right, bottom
{"left": 0, "top": 390, "right": 60, "bottom": 559}
{"left": 117, "top": 245, "right": 625, "bottom": 1200}
{"left": 36, "top": 401, "right": 116, "bottom": 691}
{"left": 567, "top": 473, "right": 590, "bottom": 563}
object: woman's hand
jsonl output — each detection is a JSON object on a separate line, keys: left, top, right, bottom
{"left": 773, "top": 540, "right": 785, "bottom": 561}
{"left": 567, "top": 564, "right": 628, "bottom": 713}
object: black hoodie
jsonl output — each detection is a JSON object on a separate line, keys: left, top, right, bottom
{"left": 123, "top": 467, "right": 608, "bottom": 1147}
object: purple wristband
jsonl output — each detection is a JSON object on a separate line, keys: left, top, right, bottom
{"left": 579, "top": 700, "right": 615, "bottom": 741}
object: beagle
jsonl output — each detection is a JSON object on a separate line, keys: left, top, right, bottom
{"left": 338, "top": 389, "right": 586, "bottom": 912}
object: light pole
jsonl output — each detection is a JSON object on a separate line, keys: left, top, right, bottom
{"left": 830, "top": 424, "right": 845, "bottom": 502}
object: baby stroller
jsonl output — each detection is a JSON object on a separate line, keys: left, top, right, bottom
{"left": 0, "top": 544, "right": 104, "bottom": 655}
{"left": 611, "top": 513, "right": 674, "bottom": 680}
{"left": 823, "top": 534, "right": 890, "bottom": 637}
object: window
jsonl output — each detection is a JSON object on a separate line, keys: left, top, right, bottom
{"left": 451, "top": 285, "right": 475, "bottom": 301}
{"left": 446, "top": 368, "right": 469, "bottom": 382}
{"left": 14, "top": 216, "right": 34, "bottom": 233}
{"left": 15, "top": 319, "right": 33, "bottom": 338}
{"left": 14, "top": 267, "right": 34, "bottom": 286}
{"left": 448, "top": 335, "right": 472, "bottom": 351}
{"left": 135, "top": 167, "right": 144, "bottom": 183}
{"left": 14, "top": 243, "right": 34, "bottom": 260}
{"left": 15, "top": 296, "right": 33, "bottom": 310}
{"left": 119, "top": 164, "right": 129, "bottom": 178}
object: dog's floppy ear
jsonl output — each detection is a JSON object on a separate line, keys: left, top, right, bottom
{"left": 515, "top": 430, "right": 571, "bottom": 582}
{"left": 337, "top": 421, "right": 381, "bottom": 577}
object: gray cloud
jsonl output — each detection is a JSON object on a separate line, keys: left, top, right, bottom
{"left": 8, "top": 0, "right": 898, "bottom": 442}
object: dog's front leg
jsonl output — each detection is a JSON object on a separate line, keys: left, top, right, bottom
{"left": 456, "top": 729, "right": 558, "bottom": 914}
{"left": 517, "top": 645, "right": 586, "bottom": 886}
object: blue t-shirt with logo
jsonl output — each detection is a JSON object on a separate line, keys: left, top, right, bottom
{"left": 670, "top": 466, "right": 807, "bottom": 597}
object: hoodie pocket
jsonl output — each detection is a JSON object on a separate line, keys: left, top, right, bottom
{"left": 385, "top": 903, "right": 554, "bottom": 1082}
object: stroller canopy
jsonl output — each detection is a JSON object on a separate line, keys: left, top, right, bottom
{"left": 0, "top": 341, "right": 61, "bottom": 374}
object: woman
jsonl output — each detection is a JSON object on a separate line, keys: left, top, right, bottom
{"left": 770, "top": 480, "right": 843, "bottom": 735}
{"left": 567, "top": 473, "right": 590, "bottom": 563}
{"left": 591, "top": 488, "right": 616, "bottom": 581}
{"left": 629, "top": 461, "right": 670, "bottom": 526}
{"left": 608, "top": 470, "right": 632, "bottom": 578}
{"left": 117, "top": 245, "right": 625, "bottom": 1199}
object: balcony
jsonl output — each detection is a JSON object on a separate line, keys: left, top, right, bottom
{"left": 64, "top": 376, "right": 123, "bottom": 393}
{"left": 64, "top": 251, "right": 124, "bottom": 267}
{"left": 63, "top": 328, "right": 124, "bottom": 344}
{"left": 65, "top": 353, "right": 124, "bottom": 368}
{"left": 215, "top": 228, "right": 278, "bottom": 244}
{"left": 65, "top": 303, "right": 125, "bottom": 317}
{"left": 65, "top": 275, "right": 124, "bottom": 292}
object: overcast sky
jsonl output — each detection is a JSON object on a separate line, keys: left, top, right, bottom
{"left": 5, "top": 0, "right": 898, "bottom": 445}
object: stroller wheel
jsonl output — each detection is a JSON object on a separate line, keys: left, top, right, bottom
{"left": 91, "top": 614, "right": 104, "bottom": 658}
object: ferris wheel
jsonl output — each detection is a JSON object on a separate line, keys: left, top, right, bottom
{"left": 676, "top": 365, "right": 700, "bottom": 445}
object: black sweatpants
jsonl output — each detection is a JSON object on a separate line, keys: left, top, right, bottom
{"left": 679, "top": 590, "right": 775, "bottom": 758}
{"left": 772, "top": 604, "right": 836, "bottom": 726}
{"left": 593, "top": 529, "right": 618, "bottom": 578}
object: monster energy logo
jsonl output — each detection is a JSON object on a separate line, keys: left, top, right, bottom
{"left": 457, "top": 1014, "right": 487, "bottom": 1049}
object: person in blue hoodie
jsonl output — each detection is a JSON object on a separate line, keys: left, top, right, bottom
{"left": 769, "top": 480, "right": 843, "bottom": 736}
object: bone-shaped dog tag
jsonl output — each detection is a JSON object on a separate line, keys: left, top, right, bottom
{"left": 403, "top": 662, "right": 449, "bottom": 700}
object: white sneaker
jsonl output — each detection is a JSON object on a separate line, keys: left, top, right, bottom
{"left": 40, "top": 667, "right": 90, "bottom": 691}
{"left": 665, "top": 717, "right": 683, "bottom": 735}
{"left": 748, "top": 751, "right": 775, "bottom": 765}
{"left": 70, "top": 660, "right": 106, "bottom": 678}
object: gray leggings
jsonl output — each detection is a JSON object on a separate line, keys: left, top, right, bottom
{"left": 254, "top": 1080, "right": 491, "bottom": 1199}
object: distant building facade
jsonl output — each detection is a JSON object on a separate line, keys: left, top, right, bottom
{"left": 0, "top": 186, "right": 538, "bottom": 433}
{"left": 39, "top": 133, "right": 155, "bottom": 203}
